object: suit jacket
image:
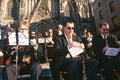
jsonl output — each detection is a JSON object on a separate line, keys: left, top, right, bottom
{"left": 92, "top": 34, "right": 120, "bottom": 58}
{"left": 52, "top": 34, "right": 83, "bottom": 66}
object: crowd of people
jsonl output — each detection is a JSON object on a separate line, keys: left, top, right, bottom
{"left": 0, "top": 20, "right": 120, "bottom": 80}
{"left": 1, "top": 21, "right": 42, "bottom": 80}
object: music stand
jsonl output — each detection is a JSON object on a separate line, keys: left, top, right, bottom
{"left": 38, "top": 36, "right": 53, "bottom": 62}
{"left": 8, "top": 28, "right": 29, "bottom": 80}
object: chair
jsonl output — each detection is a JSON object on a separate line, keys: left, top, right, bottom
{"left": 97, "top": 67, "right": 104, "bottom": 80}
{"left": 113, "top": 69, "right": 120, "bottom": 80}
{"left": 60, "top": 71, "right": 68, "bottom": 80}
{"left": 59, "top": 60, "right": 86, "bottom": 80}
{"left": 0, "top": 56, "right": 3, "bottom": 65}
{"left": 46, "top": 45, "right": 54, "bottom": 62}
{"left": 98, "top": 67, "right": 120, "bottom": 80}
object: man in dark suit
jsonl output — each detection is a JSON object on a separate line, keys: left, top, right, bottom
{"left": 92, "top": 22, "right": 120, "bottom": 80}
{"left": 50, "top": 19, "right": 98, "bottom": 80}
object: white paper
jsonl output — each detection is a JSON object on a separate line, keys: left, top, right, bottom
{"left": 30, "top": 38, "right": 37, "bottom": 45}
{"left": 38, "top": 38, "right": 45, "bottom": 43}
{"left": 105, "top": 48, "right": 118, "bottom": 56}
{"left": 38, "top": 37, "right": 53, "bottom": 43}
{"left": 46, "top": 37, "right": 53, "bottom": 43}
{"left": 18, "top": 32, "right": 29, "bottom": 45}
{"left": 8, "top": 32, "right": 16, "bottom": 45}
{"left": 8, "top": 32, "right": 29, "bottom": 45}
{"left": 68, "top": 47, "right": 84, "bottom": 57}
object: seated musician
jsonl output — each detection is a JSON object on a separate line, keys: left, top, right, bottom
{"left": 92, "top": 22, "right": 120, "bottom": 80}
{"left": 50, "top": 19, "right": 99, "bottom": 80}
{"left": 2, "top": 21, "right": 42, "bottom": 80}
{"left": 46, "top": 29, "right": 54, "bottom": 60}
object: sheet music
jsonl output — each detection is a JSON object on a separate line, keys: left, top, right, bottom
{"left": 46, "top": 37, "right": 53, "bottom": 43}
{"left": 38, "top": 38, "right": 45, "bottom": 43}
{"left": 30, "top": 38, "right": 37, "bottom": 45}
{"left": 38, "top": 37, "right": 53, "bottom": 43}
{"left": 105, "top": 48, "right": 118, "bottom": 56}
{"left": 68, "top": 47, "right": 84, "bottom": 57}
{"left": 8, "top": 32, "right": 16, "bottom": 45}
{"left": 8, "top": 32, "right": 29, "bottom": 45}
{"left": 18, "top": 32, "right": 29, "bottom": 45}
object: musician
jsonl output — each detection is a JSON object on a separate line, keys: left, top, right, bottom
{"left": 50, "top": 19, "right": 98, "bottom": 80}
{"left": 2, "top": 21, "right": 42, "bottom": 80}
{"left": 92, "top": 22, "right": 120, "bottom": 80}
{"left": 46, "top": 29, "right": 54, "bottom": 60}
{"left": 1, "top": 35, "right": 9, "bottom": 65}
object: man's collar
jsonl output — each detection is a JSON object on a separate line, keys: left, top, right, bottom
{"left": 64, "top": 33, "right": 72, "bottom": 38}
{"left": 100, "top": 34, "right": 109, "bottom": 39}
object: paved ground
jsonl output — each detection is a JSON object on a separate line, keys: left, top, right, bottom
{"left": 1, "top": 64, "right": 118, "bottom": 80}
{"left": 0, "top": 63, "right": 53, "bottom": 80}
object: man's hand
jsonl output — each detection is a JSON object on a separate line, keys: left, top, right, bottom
{"left": 102, "top": 45, "right": 109, "bottom": 53}
{"left": 68, "top": 41, "right": 84, "bottom": 49}
{"left": 118, "top": 48, "right": 120, "bottom": 53}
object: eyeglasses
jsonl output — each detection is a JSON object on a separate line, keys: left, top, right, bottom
{"left": 67, "top": 27, "right": 74, "bottom": 30}
{"left": 103, "top": 29, "right": 109, "bottom": 31}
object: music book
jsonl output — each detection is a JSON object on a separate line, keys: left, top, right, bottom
{"left": 68, "top": 47, "right": 84, "bottom": 57}
{"left": 105, "top": 48, "right": 118, "bottom": 56}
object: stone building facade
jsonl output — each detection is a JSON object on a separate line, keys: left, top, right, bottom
{"left": 0, "top": 0, "right": 95, "bottom": 37}
{"left": 93, "top": 0, "right": 120, "bottom": 39}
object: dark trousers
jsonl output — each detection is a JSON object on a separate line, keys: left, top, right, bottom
{"left": 102, "top": 59, "right": 120, "bottom": 80}
{"left": 83, "top": 59, "right": 99, "bottom": 80}
{"left": 2, "top": 62, "right": 42, "bottom": 80}
{"left": 62, "top": 58, "right": 82, "bottom": 80}
{"left": 50, "top": 58, "right": 81, "bottom": 80}
{"left": 50, "top": 58, "right": 98, "bottom": 80}
{"left": 98, "top": 57, "right": 120, "bottom": 80}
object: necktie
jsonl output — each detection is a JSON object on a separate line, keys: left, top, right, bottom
{"left": 68, "top": 37, "right": 72, "bottom": 43}
{"left": 104, "top": 35, "right": 111, "bottom": 59}
{"left": 67, "top": 37, "right": 73, "bottom": 58}
{"left": 104, "top": 35, "right": 108, "bottom": 46}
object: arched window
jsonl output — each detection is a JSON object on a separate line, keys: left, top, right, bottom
{"left": 63, "top": 1, "right": 70, "bottom": 17}
{"left": 7, "top": 0, "right": 13, "bottom": 17}
{"left": 81, "top": 4, "right": 87, "bottom": 18}
{"left": 109, "top": 1, "right": 115, "bottom": 13}
{"left": 60, "top": 0, "right": 64, "bottom": 12}
{"left": 112, "top": 16, "right": 120, "bottom": 28}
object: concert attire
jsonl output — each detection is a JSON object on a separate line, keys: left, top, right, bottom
{"left": 50, "top": 34, "right": 98, "bottom": 80}
{"left": 92, "top": 34, "right": 120, "bottom": 80}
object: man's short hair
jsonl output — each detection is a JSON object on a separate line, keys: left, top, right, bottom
{"left": 99, "top": 22, "right": 109, "bottom": 28}
{"left": 63, "top": 19, "right": 74, "bottom": 27}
